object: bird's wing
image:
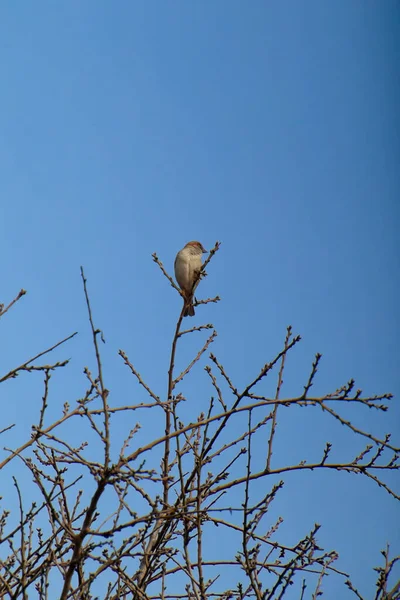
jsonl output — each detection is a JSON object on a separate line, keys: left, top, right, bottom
{"left": 189, "top": 255, "right": 202, "bottom": 295}
{"left": 174, "top": 252, "right": 190, "bottom": 292}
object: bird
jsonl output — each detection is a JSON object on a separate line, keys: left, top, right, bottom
{"left": 174, "top": 241, "right": 208, "bottom": 317}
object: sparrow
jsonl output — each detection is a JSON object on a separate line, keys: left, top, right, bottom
{"left": 174, "top": 241, "right": 208, "bottom": 317}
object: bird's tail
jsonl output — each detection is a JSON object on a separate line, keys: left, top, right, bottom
{"left": 183, "top": 297, "right": 195, "bottom": 317}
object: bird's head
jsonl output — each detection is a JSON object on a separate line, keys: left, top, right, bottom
{"left": 185, "top": 241, "right": 208, "bottom": 254}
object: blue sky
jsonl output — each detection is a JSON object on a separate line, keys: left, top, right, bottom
{"left": 1, "top": 2, "right": 399, "bottom": 597}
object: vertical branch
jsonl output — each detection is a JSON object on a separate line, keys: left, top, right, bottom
{"left": 299, "top": 579, "right": 307, "bottom": 600}
{"left": 242, "top": 409, "right": 262, "bottom": 600}
{"left": 163, "top": 306, "right": 185, "bottom": 506}
{"left": 311, "top": 553, "right": 338, "bottom": 599}
{"left": 59, "top": 479, "right": 107, "bottom": 600}
{"left": 266, "top": 326, "right": 292, "bottom": 471}
{"left": 161, "top": 566, "right": 166, "bottom": 600}
{"left": 13, "top": 478, "right": 28, "bottom": 600}
{"left": 80, "top": 267, "right": 110, "bottom": 468}
{"left": 57, "top": 269, "right": 113, "bottom": 600}
{"left": 38, "top": 369, "right": 51, "bottom": 430}
{"left": 196, "top": 449, "right": 206, "bottom": 599}
{"left": 171, "top": 401, "right": 201, "bottom": 600}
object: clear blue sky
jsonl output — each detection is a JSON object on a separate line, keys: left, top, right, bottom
{"left": 1, "top": 2, "right": 399, "bottom": 597}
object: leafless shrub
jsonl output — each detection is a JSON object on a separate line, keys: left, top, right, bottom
{"left": 0, "top": 245, "right": 398, "bottom": 599}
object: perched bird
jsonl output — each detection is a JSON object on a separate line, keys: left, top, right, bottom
{"left": 174, "top": 241, "right": 208, "bottom": 317}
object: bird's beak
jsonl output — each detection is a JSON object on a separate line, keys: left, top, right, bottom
{"left": 203, "top": 248, "right": 208, "bottom": 254}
